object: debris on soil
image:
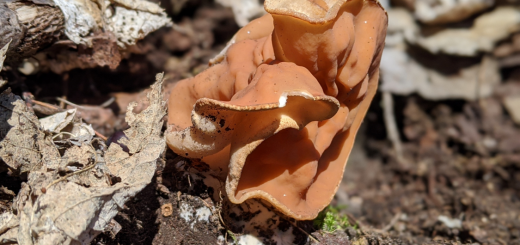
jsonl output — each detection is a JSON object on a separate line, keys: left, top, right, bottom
{"left": 161, "top": 203, "right": 174, "bottom": 217}
{"left": 0, "top": 74, "right": 166, "bottom": 244}
{"left": 0, "top": 42, "right": 8, "bottom": 88}
{"left": 215, "top": 0, "right": 265, "bottom": 27}
{"left": 52, "top": 0, "right": 172, "bottom": 47}
{"left": 1, "top": 0, "right": 520, "bottom": 244}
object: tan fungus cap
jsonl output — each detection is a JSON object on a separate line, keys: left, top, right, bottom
{"left": 166, "top": 0, "right": 387, "bottom": 219}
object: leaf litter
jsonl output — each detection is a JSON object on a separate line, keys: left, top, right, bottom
{"left": 0, "top": 73, "right": 166, "bottom": 244}
{"left": 0, "top": 42, "right": 8, "bottom": 89}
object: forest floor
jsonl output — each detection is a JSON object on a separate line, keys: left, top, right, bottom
{"left": 1, "top": 1, "right": 519, "bottom": 244}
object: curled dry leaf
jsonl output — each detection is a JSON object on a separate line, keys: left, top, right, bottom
{"left": 380, "top": 48, "right": 500, "bottom": 100}
{"left": 0, "top": 74, "right": 166, "bottom": 244}
{"left": 27, "top": 0, "right": 171, "bottom": 73}
{"left": 0, "top": 89, "right": 60, "bottom": 173}
{"left": 39, "top": 108, "right": 96, "bottom": 147}
{"left": 39, "top": 109, "right": 77, "bottom": 133}
{"left": 0, "top": 212, "right": 19, "bottom": 243}
{"left": 414, "top": 0, "right": 494, "bottom": 25}
{"left": 385, "top": 7, "right": 520, "bottom": 57}
{"left": 53, "top": 0, "right": 172, "bottom": 47}
{"left": 415, "top": 7, "right": 520, "bottom": 57}
{"left": 380, "top": 8, "right": 501, "bottom": 100}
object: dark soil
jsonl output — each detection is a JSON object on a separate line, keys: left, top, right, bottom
{"left": 1, "top": 0, "right": 520, "bottom": 244}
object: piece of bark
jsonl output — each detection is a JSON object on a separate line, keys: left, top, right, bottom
{"left": 0, "top": 1, "right": 64, "bottom": 62}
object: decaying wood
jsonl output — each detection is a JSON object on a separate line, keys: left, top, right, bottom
{"left": 0, "top": 1, "right": 64, "bottom": 62}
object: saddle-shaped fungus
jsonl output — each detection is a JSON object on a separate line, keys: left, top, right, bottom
{"left": 166, "top": 0, "right": 387, "bottom": 220}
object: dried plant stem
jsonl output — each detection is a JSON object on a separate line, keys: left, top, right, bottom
{"left": 32, "top": 99, "right": 60, "bottom": 110}
{"left": 45, "top": 161, "right": 98, "bottom": 191}
{"left": 52, "top": 132, "right": 76, "bottom": 140}
{"left": 381, "top": 212, "right": 401, "bottom": 232}
{"left": 100, "top": 97, "right": 115, "bottom": 108}
{"left": 288, "top": 220, "right": 320, "bottom": 244}
{"left": 59, "top": 96, "right": 66, "bottom": 109}
{"left": 44, "top": 141, "right": 99, "bottom": 191}
{"left": 382, "top": 91, "right": 405, "bottom": 164}
{"left": 55, "top": 97, "right": 89, "bottom": 110}
{"left": 94, "top": 131, "right": 108, "bottom": 141}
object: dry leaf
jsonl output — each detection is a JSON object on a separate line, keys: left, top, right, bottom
{"left": 0, "top": 89, "right": 60, "bottom": 173}
{"left": 0, "top": 212, "right": 18, "bottom": 241}
{"left": 39, "top": 109, "right": 77, "bottom": 133}
{"left": 415, "top": 7, "right": 520, "bottom": 56}
{"left": 1, "top": 73, "right": 166, "bottom": 244}
{"left": 53, "top": 0, "right": 172, "bottom": 47}
{"left": 380, "top": 49, "right": 500, "bottom": 100}
{"left": 39, "top": 108, "right": 96, "bottom": 146}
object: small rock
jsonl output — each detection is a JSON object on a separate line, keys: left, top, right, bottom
{"left": 470, "top": 229, "right": 488, "bottom": 242}
{"left": 157, "top": 183, "right": 170, "bottom": 195}
{"left": 437, "top": 215, "right": 462, "bottom": 229}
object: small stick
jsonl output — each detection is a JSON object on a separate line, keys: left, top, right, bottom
{"left": 94, "top": 130, "right": 108, "bottom": 141}
{"left": 32, "top": 99, "right": 60, "bottom": 110}
{"left": 55, "top": 97, "right": 89, "bottom": 110}
{"left": 289, "top": 220, "right": 320, "bottom": 244}
{"left": 44, "top": 141, "right": 99, "bottom": 191}
{"left": 381, "top": 211, "right": 401, "bottom": 232}
{"left": 218, "top": 210, "right": 226, "bottom": 227}
{"left": 59, "top": 96, "right": 66, "bottom": 109}
{"left": 476, "top": 56, "right": 489, "bottom": 107}
{"left": 382, "top": 91, "right": 406, "bottom": 165}
{"left": 45, "top": 160, "right": 97, "bottom": 191}
{"left": 100, "top": 97, "right": 115, "bottom": 108}
{"left": 52, "top": 131, "right": 77, "bottom": 140}
{"left": 200, "top": 198, "right": 212, "bottom": 209}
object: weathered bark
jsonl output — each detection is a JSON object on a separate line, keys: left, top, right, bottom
{"left": 0, "top": 1, "right": 64, "bottom": 62}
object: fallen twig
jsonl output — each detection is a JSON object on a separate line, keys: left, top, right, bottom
{"left": 381, "top": 212, "right": 401, "bottom": 232}
{"left": 44, "top": 139, "right": 101, "bottom": 191}
{"left": 55, "top": 97, "right": 90, "bottom": 110}
{"left": 32, "top": 99, "right": 61, "bottom": 110}
{"left": 287, "top": 220, "right": 320, "bottom": 244}
{"left": 382, "top": 91, "right": 407, "bottom": 166}
{"left": 94, "top": 130, "right": 108, "bottom": 141}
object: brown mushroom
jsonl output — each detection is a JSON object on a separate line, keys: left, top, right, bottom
{"left": 166, "top": 0, "right": 387, "bottom": 219}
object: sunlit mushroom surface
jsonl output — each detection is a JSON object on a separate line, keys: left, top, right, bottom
{"left": 166, "top": 0, "right": 387, "bottom": 220}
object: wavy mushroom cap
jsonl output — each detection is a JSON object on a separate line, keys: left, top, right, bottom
{"left": 166, "top": 0, "right": 387, "bottom": 219}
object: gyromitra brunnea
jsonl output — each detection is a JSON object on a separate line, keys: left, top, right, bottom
{"left": 166, "top": 0, "right": 387, "bottom": 220}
